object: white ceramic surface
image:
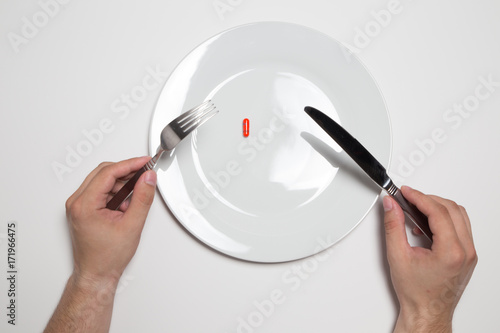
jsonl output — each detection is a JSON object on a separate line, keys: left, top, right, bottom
{"left": 149, "top": 22, "right": 391, "bottom": 262}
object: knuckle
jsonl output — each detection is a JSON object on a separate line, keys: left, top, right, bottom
{"left": 98, "top": 161, "right": 112, "bottom": 169}
{"left": 65, "top": 197, "right": 73, "bottom": 213}
{"left": 384, "top": 214, "right": 401, "bottom": 234}
{"left": 68, "top": 198, "right": 83, "bottom": 221}
{"left": 427, "top": 194, "right": 440, "bottom": 202}
{"left": 139, "top": 190, "right": 154, "bottom": 207}
{"left": 134, "top": 184, "right": 156, "bottom": 209}
{"left": 96, "top": 162, "right": 115, "bottom": 178}
{"left": 435, "top": 203, "right": 449, "bottom": 217}
{"left": 447, "top": 200, "right": 459, "bottom": 210}
{"left": 384, "top": 225, "right": 396, "bottom": 237}
{"left": 446, "top": 244, "right": 466, "bottom": 270}
{"left": 96, "top": 162, "right": 113, "bottom": 175}
{"left": 467, "top": 247, "right": 478, "bottom": 266}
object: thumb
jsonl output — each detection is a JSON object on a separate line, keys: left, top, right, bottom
{"left": 123, "top": 170, "right": 156, "bottom": 226}
{"left": 383, "top": 196, "right": 410, "bottom": 260}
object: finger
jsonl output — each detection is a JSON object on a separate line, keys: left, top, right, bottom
{"left": 67, "top": 162, "right": 113, "bottom": 206}
{"left": 431, "top": 197, "right": 477, "bottom": 267}
{"left": 108, "top": 167, "right": 145, "bottom": 195}
{"left": 412, "top": 227, "right": 423, "bottom": 235}
{"left": 430, "top": 196, "right": 472, "bottom": 244}
{"left": 105, "top": 192, "right": 131, "bottom": 212}
{"left": 85, "top": 156, "right": 151, "bottom": 207}
{"left": 123, "top": 170, "right": 156, "bottom": 228}
{"left": 80, "top": 162, "right": 114, "bottom": 192}
{"left": 120, "top": 198, "right": 131, "bottom": 212}
{"left": 110, "top": 179, "right": 128, "bottom": 195}
{"left": 459, "top": 205, "right": 473, "bottom": 239}
{"left": 400, "top": 186, "right": 459, "bottom": 248}
{"left": 383, "top": 195, "right": 410, "bottom": 261}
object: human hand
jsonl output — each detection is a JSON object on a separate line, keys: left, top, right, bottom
{"left": 65, "top": 157, "right": 157, "bottom": 287}
{"left": 383, "top": 186, "right": 477, "bottom": 333}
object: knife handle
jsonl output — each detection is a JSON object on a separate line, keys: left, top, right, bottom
{"left": 390, "top": 188, "right": 433, "bottom": 241}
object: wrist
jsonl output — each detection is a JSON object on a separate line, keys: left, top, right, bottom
{"left": 395, "top": 308, "right": 452, "bottom": 333}
{"left": 70, "top": 270, "right": 120, "bottom": 298}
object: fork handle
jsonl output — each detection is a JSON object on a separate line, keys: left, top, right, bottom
{"left": 106, "top": 166, "right": 149, "bottom": 210}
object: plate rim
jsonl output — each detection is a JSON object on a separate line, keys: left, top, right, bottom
{"left": 148, "top": 21, "right": 393, "bottom": 263}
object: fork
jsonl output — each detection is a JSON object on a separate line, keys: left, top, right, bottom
{"left": 106, "top": 100, "right": 218, "bottom": 210}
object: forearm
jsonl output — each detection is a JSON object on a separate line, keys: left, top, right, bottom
{"left": 44, "top": 273, "right": 118, "bottom": 333}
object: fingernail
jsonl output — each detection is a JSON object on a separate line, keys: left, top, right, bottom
{"left": 383, "top": 196, "right": 393, "bottom": 212}
{"left": 144, "top": 171, "right": 157, "bottom": 186}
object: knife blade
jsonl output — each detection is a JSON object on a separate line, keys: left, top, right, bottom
{"left": 304, "top": 106, "right": 432, "bottom": 241}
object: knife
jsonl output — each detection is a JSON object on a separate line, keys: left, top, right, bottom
{"left": 304, "top": 106, "right": 432, "bottom": 241}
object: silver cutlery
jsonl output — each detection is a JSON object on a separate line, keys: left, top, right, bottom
{"left": 106, "top": 100, "right": 218, "bottom": 210}
{"left": 305, "top": 106, "right": 432, "bottom": 241}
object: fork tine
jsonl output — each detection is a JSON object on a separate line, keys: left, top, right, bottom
{"left": 162, "top": 100, "right": 218, "bottom": 145}
{"left": 182, "top": 106, "right": 218, "bottom": 134}
{"left": 107, "top": 100, "right": 217, "bottom": 211}
{"left": 180, "top": 103, "right": 217, "bottom": 130}
{"left": 175, "top": 100, "right": 212, "bottom": 124}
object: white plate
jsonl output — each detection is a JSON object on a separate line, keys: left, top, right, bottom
{"left": 149, "top": 22, "right": 391, "bottom": 262}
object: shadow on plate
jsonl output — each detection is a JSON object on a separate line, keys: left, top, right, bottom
{"left": 301, "top": 131, "right": 432, "bottom": 249}
{"left": 300, "top": 131, "right": 378, "bottom": 191}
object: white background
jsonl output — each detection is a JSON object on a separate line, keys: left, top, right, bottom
{"left": 1, "top": 0, "right": 499, "bottom": 332}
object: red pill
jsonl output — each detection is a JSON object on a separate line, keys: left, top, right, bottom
{"left": 243, "top": 118, "right": 249, "bottom": 137}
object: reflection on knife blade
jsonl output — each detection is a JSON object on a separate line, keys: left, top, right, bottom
{"left": 304, "top": 106, "right": 432, "bottom": 241}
